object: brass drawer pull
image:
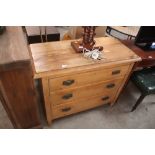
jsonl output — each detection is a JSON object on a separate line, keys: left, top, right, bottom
{"left": 61, "top": 107, "right": 71, "bottom": 112}
{"left": 63, "top": 80, "right": 75, "bottom": 86}
{"left": 112, "top": 70, "right": 121, "bottom": 75}
{"left": 62, "top": 93, "right": 73, "bottom": 100}
{"left": 102, "top": 96, "right": 109, "bottom": 101}
{"left": 101, "top": 102, "right": 111, "bottom": 105}
{"left": 106, "top": 83, "right": 115, "bottom": 88}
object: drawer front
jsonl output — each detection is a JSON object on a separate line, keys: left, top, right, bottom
{"left": 49, "top": 64, "right": 130, "bottom": 91}
{"left": 52, "top": 96, "right": 113, "bottom": 119}
{"left": 50, "top": 77, "right": 123, "bottom": 106}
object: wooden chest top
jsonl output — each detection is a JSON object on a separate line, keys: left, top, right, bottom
{"left": 30, "top": 37, "right": 141, "bottom": 79}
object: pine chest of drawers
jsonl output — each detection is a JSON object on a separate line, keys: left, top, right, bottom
{"left": 30, "top": 37, "right": 141, "bottom": 125}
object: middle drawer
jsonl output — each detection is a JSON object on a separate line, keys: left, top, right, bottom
{"left": 50, "top": 77, "right": 123, "bottom": 106}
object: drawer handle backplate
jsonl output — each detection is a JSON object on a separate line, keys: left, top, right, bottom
{"left": 106, "top": 83, "right": 115, "bottom": 88}
{"left": 112, "top": 70, "right": 121, "bottom": 75}
{"left": 102, "top": 96, "right": 110, "bottom": 101}
{"left": 63, "top": 80, "right": 75, "bottom": 86}
{"left": 61, "top": 107, "right": 71, "bottom": 112}
{"left": 62, "top": 93, "right": 73, "bottom": 100}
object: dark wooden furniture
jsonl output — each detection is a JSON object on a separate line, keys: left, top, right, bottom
{"left": 131, "top": 68, "right": 155, "bottom": 111}
{"left": 25, "top": 26, "right": 60, "bottom": 44}
{"left": 0, "top": 27, "right": 41, "bottom": 128}
{"left": 121, "top": 40, "right": 155, "bottom": 70}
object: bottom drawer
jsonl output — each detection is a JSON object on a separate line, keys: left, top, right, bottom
{"left": 52, "top": 95, "right": 113, "bottom": 119}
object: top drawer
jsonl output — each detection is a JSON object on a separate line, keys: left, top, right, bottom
{"left": 49, "top": 64, "right": 130, "bottom": 91}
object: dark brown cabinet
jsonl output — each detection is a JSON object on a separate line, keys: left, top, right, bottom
{"left": 0, "top": 27, "right": 41, "bottom": 128}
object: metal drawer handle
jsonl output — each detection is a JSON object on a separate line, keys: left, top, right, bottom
{"left": 106, "top": 83, "right": 115, "bottom": 88}
{"left": 61, "top": 107, "right": 71, "bottom": 112}
{"left": 63, "top": 80, "right": 75, "bottom": 86}
{"left": 102, "top": 96, "right": 109, "bottom": 101}
{"left": 101, "top": 102, "right": 111, "bottom": 105}
{"left": 112, "top": 70, "right": 121, "bottom": 75}
{"left": 62, "top": 93, "right": 73, "bottom": 100}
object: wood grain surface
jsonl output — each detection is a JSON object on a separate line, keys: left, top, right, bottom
{"left": 29, "top": 37, "right": 141, "bottom": 125}
{"left": 0, "top": 27, "right": 30, "bottom": 68}
{"left": 50, "top": 77, "right": 123, "bottom": 105}
{"left": 52, "top": 95, "right": 113, "bottom": 119}
{"left": 0, "top": 65, "right": 41, "bottom": 128}
{"left": 30, "top": 37, "right": 141, "bottom": 79}
{"left": 49, "top": 64, "right": 130, "bottom": 91}
{"left": 0, "top": 26, "right": 41, "bottom": 128}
